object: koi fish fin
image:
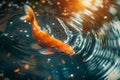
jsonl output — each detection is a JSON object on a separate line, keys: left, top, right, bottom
{"left": 31, "top": 43, "right": 41, "bottom": 50}
{"left": 20, "top": 5, "right": 39, "bottom": 26}
{"left": 41, "top": 48, "right": 55, "bottom": 55}
{"left": 20, "top": 5, "right": 34, "bottom": 21}
{"left": 20, "top": 15, "right": 31, "bottom": 22}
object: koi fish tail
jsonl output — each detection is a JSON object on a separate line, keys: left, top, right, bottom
{"left": 20, "top": 5, "right": 39, "bottom": 26}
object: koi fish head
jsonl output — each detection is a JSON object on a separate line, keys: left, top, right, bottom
{"left": 57, "top": 43, "right": 75, "bottom": 55}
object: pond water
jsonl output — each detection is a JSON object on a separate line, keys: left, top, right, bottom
{"left": 0, "top": 0, "right": 120, "bottom": 80}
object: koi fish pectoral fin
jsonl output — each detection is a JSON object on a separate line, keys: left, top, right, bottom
{"left": 40, "top": 48, "right": 55, "bottom": 55}
{"left": 31, "top": 43, "right": 41, "bottom": 50}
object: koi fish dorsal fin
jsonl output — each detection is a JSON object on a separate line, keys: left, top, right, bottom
{"left": 20, "top": 5, "right": 35, "bottom": 22}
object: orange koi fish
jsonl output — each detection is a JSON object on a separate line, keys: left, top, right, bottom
{"left": 20, "top": 5, "right": 75, "bottom": 55}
